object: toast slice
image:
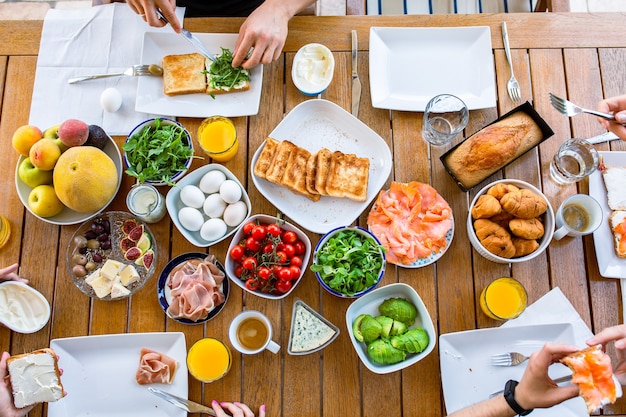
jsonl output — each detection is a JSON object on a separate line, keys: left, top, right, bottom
{"left": 305, "top": 151, "right": 319, "bottom": 195}
{"left": 205, "top": 49, "right": 251, "bottom": 96}
{"left": 7, "top": 348, "right": 65, "bottom": 408}
{"left": 602, "top": 166, "right": 626, "bottom": 210}
{"left": 281, "top": 146, "right": 320, "bottom": 201}
{"left": 162, "top": 53, "right": 207, "bottom": 96}
{"left": 314, "top": 148, "right": 333, "bottom": 195}
{"left": 254, "top": 137, "right": 279, "bottom": 179}
{"left": 265, "top": 140, "right": 297, "bottom": 184}
{"left": 325, "top": 152, "right": 370, "bottom": 202}
{"left": 610, "top": 210, "right": 626, "bottom": 258}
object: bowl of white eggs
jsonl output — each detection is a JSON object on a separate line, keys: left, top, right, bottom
{"left": 165, "top": 164, "right": 251, "bottom": 247}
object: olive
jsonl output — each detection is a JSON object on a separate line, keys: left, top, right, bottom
{"left": 72, "top": 254, "right": 88, "bottom": 265}
{"left": 85, "top": 261, "right": 97, "bottom": 271}
{"left": 101, "top": 219, "right": 111, "bottom": 234}
{"left": 78, "top": 247, "right": 88, "bottom": 255}
{"left": 87, "top": 239, "right": 100, "bottom": 250}
{"left": 74, "top": 235, "right": 88, "bottom": 249}
{"left": 72, "top": 265, "right": 87, "bottom": 278}
{"left": 92, "top": 224, "right": 104, "bottom": 235}
{"left": 100, "top": 240, "right": 112, "bottom": 250}
{"left": 92, "top": 253, "right": 103, "bottom": 263}
{"left": 84, "top": 231, "right": 98, "bottom": 240}
{"left": 97, "top": 233, "right": 109, "bottom": 242}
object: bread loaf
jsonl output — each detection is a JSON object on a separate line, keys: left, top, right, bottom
{"left": 7, "top": 348, "right": 65, "bottom": 408}
{"left": 442, "top": 111, "right": 543, "bottom": 190}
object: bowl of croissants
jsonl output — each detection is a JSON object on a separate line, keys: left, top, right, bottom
{"left": 467, "top": 179, "right": 555, "bottom": 263}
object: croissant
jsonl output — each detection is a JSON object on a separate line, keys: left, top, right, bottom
{"left": 471, "top": 195, "right": 502, "bottom": 219}
{"left": 500, "top": 189, "right": 547, "bottom": 219}
{"left": 474, "top": 219, "right": 516, "bottom": 258}
{"left": 513, "top": 237, "right": 540, "bottom": 257}
{"left": 509, "top": 217, "right": 545, "bottom": 240}
{"left": 486, "top": 183, "right": 520, "bottom": 201}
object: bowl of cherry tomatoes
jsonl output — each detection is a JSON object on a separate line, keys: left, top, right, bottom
{"left": 225, "top": 214, "right": 311, "bottom": 300}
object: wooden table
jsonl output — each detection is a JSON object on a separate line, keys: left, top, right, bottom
{"left": 2, "top": 12, "right": 626, "bottom": 417}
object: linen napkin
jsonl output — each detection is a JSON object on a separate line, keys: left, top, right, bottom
{"left": 29, "top": 3, "right": 184, "bottom": 135}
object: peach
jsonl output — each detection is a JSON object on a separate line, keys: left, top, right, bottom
{"left": 29, "top": 138, "right": 61, "bottom": 171}
{"left": 58, "top": 119, "right": 89, "bottom": 147}
{"left": 12, "top": 125, "right": 43, "bottom": 156}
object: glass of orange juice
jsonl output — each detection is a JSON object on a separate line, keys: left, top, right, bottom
{"left": 197, "top": 116, "right": 238, "bottom": 162}
{"left": 479, "top": 277, "right": 527, "bottom": 320}
{"left": 187, "top": 338, "right": 231, "bottom": 383}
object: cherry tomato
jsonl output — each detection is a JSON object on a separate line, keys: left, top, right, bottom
{"left": 282, "top": 230, "right": 298, "bottom": 244}
{"left": 234, "top": 265, "right": 245, "bottom": 278}
{"left": 289, "top": 266, "right": 301, "bottom": 280}
{"left": 257, "top": 266, "right": 271, "bottom": 281}
{"left": 275, "top": 251, "right": 288, "bottom": 264}
{"left": 276, "top": 242, "right": 285, "bottom": 252}
{"left": 263, "top": 243, "right": 275, "bottom": 254}
{"left": 242, "top": 221, "right": 255, "bottom": 235}
{"left": 277, "top": 267, "right": 292, "bottom": 281}
{"left": 293, "top": 241, "right": 306, "bottom": 255}
{"left": 290, "top": 256, "right": 303, "bottom": 268}
{"left": 260, "top": 281, "right": 274, "bottom": 293}
{"left": 276, "top": 279, "right": 292, "bottom": 294}
{"left": 245, "top": 237, "right": 261, "bottom": 252}
{"left": 229, "top": 245, "right": 245, "bottom": 261}
{"left": 267, "top": 223, "right": 282, "bottom": 237}
{"left": 283, "top": 243, "right": 296, "bottom": 258}
{"left": 245, "top": 278, "right": 260, "bottom": 291}
{"left": 251, "top": 225, "right": 267, "bottom": 241}
{"left": 242, "top": 257, "right": 258, "bottom": 271}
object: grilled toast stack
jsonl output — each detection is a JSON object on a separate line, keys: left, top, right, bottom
{"left": 254, "top": 138, "right": 370, "bottom": 202}
{"left": 602, "top": 166, "right": 626, "bottom": 258}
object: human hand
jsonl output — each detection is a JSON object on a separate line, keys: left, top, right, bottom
{"left": 515, "top": 343, "right": 580, "bottom": 410}
{"left": 597, "top": 95, "right": 626, "bottom": 140}
{"left": 126, "top": 0, "right": 181, "bottom": 32}
{"left": 586, "top": 324, "right": 626, "bottom": 385}
{"left": 211, "top": 400, "right": 266, "bottom": 417}
{"left": 0, "top": 264, "right": 27, "bottom": 284}
{"left": 0, "top": 352, "right": 33, "bottom": 417}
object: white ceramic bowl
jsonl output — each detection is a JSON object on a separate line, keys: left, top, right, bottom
{"left": 345, "top": 283, "right": 436, "bottom": 374}
{"left": 0, "top": 281, "right": 51, "bottom": 333}
{"left": 467, "top": 179, "right": 555, "bottom": 263}
{"left": 124, "top": 118, "right": 193, "bottom": 186}
{"left": 313, "top": 226, "right": 385, "bottom": 298}
{"left": 15, "top": 135, "right": 122, "bottom": 226}
{"left": 225, "top": 214, "right": 311, "bottom": 300}
{"left": 166, "top": 164, "right": 251, "bottom": 247}
{"left": 291, "top": 43, "right": 335, "bottom": 96}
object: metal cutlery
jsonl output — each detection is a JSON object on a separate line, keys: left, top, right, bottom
{"left": 587, "top": 131, "right": 620, "bottom": 144}
{"left": 491, "top": 351, "right": 529, "bottom": 367}
{"left": 156, "top": 10, "right": 216, "bottom": 62}
{"left": 549, "top": 92, "right": 626, "bottom": 124}
{"left": 351, "top": 30, "right": 362, "bottom": 118}
{"left": 67, "top": 64, "right": 162, "bottom": 84}
{"left": 490, "top": 374, "right": 572, "bottom": 398}
{"left": 148, "top": 387, "right": 230, "bottom": 416}
{"left": 502, "top": 22, "right": 522, "bottom": 104}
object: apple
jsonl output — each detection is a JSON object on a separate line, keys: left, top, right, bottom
{"left": 52, "top": 138, "right": 69, "bottom": 154}
{"left": 43, "top": 124, "right": 60, "bottom": 139}
{"left": 28, "top": 185, "right": 64, "bottom": 218}
{"left": 29, "top": 138, "right": 61, "bottom": 171}
{"left": 12, "top": 125, "right": 43, "bottom": 156}
{"left": 18, "top": 157, "right": 53, "bottom": 188}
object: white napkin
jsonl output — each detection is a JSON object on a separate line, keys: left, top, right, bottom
{"left": 29, "top": 3, "right": 184, "bottom": 135}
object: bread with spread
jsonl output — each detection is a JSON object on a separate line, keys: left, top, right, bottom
{"left": 7, "top": 348, "right": 65, "bottom": 408}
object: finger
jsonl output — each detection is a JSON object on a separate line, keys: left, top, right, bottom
{"left": 259, "top": 404, "right": 266, "bottom": 417}
{"left": 0, "top": 352, "right": 9, "bottom": 378}
{"left": 587, "top": 326, "right": 626, "bottom": 346}
{"left": 159, "top": 7, "right": 181, "bottom": 32}
{"left": 232, "top": 401, "right": 255, "bottom": 417}
{"left": 233, "top": 43, "right": 253, "bottom": 68}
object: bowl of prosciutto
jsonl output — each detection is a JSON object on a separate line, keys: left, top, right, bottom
{"left": 157, "top": 252, "right": 229, "bottom": 324}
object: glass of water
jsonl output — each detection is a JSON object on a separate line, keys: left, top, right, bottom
{"left": 549, "top": 138, "right": 599, "bottom": 184}
{"left": 422, "top": 94, "right": 469, "bottom": 146}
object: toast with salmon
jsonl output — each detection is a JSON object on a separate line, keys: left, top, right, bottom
{"left": 610, "top": 211, "right": 626, "bottom": 258}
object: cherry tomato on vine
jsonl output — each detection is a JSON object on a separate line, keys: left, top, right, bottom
{"left": 245, "top": 237, "right": 261, "bottom": 252}
{"left": 276, "top": 279, "right": 292, "bottom": 294}
{"left": 282, "top": 231, "right": 298, "bottom": 244}
{"left": 242, "top": 257, "right": 258, "bottom": 271}
{"left": 257, "top": 266, "right": 271, "bottom": 281}
{"left": 230, "top": 245, "right": 245, "bottom": 261}
{"left": 290, "top": 256, "right": 303, "bottom": 268}
{"left": 234, "top": 265, "right": 245, "bottom": 278}
{"left": 263, "top": 243, "right": 275, "bottom": 254}
{"left": 293, "top": 241, "right": 306, "bottom": 255}
{"left": 251, "top": 225, "right": 267, "bottom": 241}
{"left": 283, "top": 243, "right": 295, "bottom": 258}
{"left": 277, "top": 267, "right": 293, "bottom": 282}
{"left": 275, "top": 251, "right": 288, "bottom": 264}
{"left": 242, "top": 221, "right": 255, "bottom": 235}
{"left": 267, "top": 223, "right": 282, "bottom": 237}
{"left": 289, "top": 266, "right": 301, "bottom": 280}
{"left": 245, "top": 278, "right": 260, "bottom": 291}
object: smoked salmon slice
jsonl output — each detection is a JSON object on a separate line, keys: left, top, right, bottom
{"left": 367, "top": 182, "right": 453, "bottom": 265}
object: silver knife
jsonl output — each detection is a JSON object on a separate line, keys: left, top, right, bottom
{"left": 156, "top": 10, "right": 216, "bottom": 62}
{"left": 489, "top": 374, "right": 572, "bottom": 398}
{"left": 587, "top": 131, "right": 620, "bottom": 145}
{"left": 351, "top": 30, "right": 362, "bottom": 118}
{"left": 148, "top": 387, "right": 231, "bottom": 416}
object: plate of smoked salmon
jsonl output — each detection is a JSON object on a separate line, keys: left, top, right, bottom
{"left": 367, "top": 182, "right": 454, "bottom": 267}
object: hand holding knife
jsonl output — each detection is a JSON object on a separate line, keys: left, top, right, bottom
{"left": 351, "top": 30, "right": 362, "bottom": 118}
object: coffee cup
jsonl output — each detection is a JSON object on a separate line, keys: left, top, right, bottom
{"left": 228, "top": 310, "right": 280, "bottom": 355}
{"left": 553, "top": 194, "right": 602, "bottom": 240}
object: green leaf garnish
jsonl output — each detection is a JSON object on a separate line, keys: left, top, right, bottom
{"left": 204, "top": 47, "right": 250, "bottom": 95}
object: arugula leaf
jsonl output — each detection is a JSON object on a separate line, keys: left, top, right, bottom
{"left": 122, "top": 118, "right": 195, "bottom": 186}
{"left": 204, "top": 47, "right": 250, "bottom": 95}
{"left": 310, "top": 229, "right": 385, "bottom": 296}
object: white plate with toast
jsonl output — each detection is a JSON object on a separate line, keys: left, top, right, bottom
{"left": 48, "top": 332, "right": 187, "bottom": 417}
{"left": 251, "top": 99, "right": 392, "bottom": 234}
{"left": 136, "top": 32, "right": 263, "bottom": 117}
{"left": 590, "top": 151, "right": 626, "bottom": 278}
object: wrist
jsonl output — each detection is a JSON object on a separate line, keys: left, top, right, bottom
{"left": 504, "top": 380, "right": 533, "bottom": 416}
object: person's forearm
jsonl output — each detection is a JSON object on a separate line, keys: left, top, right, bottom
{"left": 447, "top": 395, "right": 516, "bottom": 417}
{"left": 263, "top": 0, "right": 316, "bottom": 19}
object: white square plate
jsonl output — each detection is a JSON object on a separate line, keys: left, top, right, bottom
{"left": 48, "top": 332, "right": 188, "bottom": 417}
{"left": 589, "top": 151, "right": 626, "bottom": 278}
{"left": 369, "top": 26, "right": 496, "bottom": 111}
{"left": 439, "top": 323, "right": 587, "bottom": 417}
{"left": 251, "top": 99, "right": 392, "bottom": 234}
{"left": 137, "top": 32, "right": 263, "bottom": 117}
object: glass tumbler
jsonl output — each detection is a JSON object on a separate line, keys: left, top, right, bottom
{"left": 422, "top": 94, "right": 469, "bottom": 146}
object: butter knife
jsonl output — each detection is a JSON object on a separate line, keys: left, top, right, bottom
{"left": 156, "top": 10, "right": 215, "bottom": 62}
{"left": 148, "top": 387, "right": 230, "bottom": 416}
{"left": 587, "top": 131, "right": 620, "bottom": 145}
{"left": 351, "top": 30, "right": 362, "bottom": 118}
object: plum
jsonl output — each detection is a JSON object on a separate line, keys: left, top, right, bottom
{"left": 85, "top": 125, "right": 109, "bottom": 150}
{"left": 58, "top": 119, "right": 89, "bottom": 147}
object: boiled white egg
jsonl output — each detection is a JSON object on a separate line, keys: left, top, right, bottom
{"left": 178, "top": 207, "right": 205, "bottom": 232}
{"left": 223, "top": 201, "right": 248, "bottom": 227}
{"left": 180, "top": 185, "right": 205, "bottom": 209}
{"left": 200, "top": 218, "right": 228, "bottom": 241}
{"left": 219, "top": 180, "right": 242, "bottom": 204}
{"left": 203, "top": 193, "right": 227, "bottom": 218}
{"left": 100, "top": 87, "right": 122, "bottom": 112}
{"left": 199, "top": 170, "right": 227, "bottom": 194}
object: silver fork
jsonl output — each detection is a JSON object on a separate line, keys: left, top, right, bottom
{"left": 67, "top": 64, "right": 162, "bottom": 84}
{"left": 502, "top": 22, "right": 522, "bottom": 104}
{"left": 549, "top": 93, "right": 621, "bottom": 123}
{"left": 491, "top": 351, "right": 529, "bottom": 366}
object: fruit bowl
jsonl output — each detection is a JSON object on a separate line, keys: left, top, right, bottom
{"left": 66, "top": 211, "right": 157, "bottom": 300}
{"left": 15, "top": 135, "right": 123, "bottom": 226}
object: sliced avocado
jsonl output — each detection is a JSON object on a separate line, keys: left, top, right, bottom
{"left": 352, "top": 314, "right": 369, "bottom": 342}
{"left": 390, "top": 319, "right": 408, "bottom": 336}
{"left": 375, "top": 315, "right": 393, "bottom": 338}
{"left": 360, "top": 315, "right": 383, "bottom": 343}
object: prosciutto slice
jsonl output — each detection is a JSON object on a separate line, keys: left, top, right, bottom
{"left": 135, "top": 348, "right": 178, "bottom": 385}
{"left": 166, "top": 255, "right": 226, "bottom": 322}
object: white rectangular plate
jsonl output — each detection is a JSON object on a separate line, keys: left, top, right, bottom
{"left": 48, "top": 332, "right": 188, "bottom": 417}
{"left": 590, "top": 151, "right": 626, "bottom": 278}
{"left": 137, "top": 32, "right": 263, "bottom": 117}
{"left": 369, "top": 26, "right": 496, "bottom": 111}
{"left": 251, "top": 99, "right": 392, "bottom": 234}
{"left": 439, "top": 323, "right": 587, "bottom": 417}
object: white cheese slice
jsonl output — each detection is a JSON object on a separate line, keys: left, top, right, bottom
{"left": 111, "top": 282, "right": 131, "bottom": 299}
{"left": 119, "top": 264, "right": 140, "bottom": 286}
{"left": 87, "top": 274, "right": 113, "bottom": 298}
{"left": 290, "top": 303, "right": 337, "bottom": 353}
{"left": 100, "top": 259, "right": 123, "bottom": 281}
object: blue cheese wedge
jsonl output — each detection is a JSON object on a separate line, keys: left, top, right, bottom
{"left": 290, "top": 303, "right": 337, "bottom": 353}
